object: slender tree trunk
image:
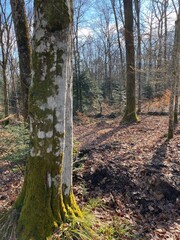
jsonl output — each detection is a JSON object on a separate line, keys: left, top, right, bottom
{"left": 135, "top": 0, "right": 142, "bottom": 113}
{"left": 173, "top": 0, "right": 180, "bottom": 125}
{"left": 10, "top": 0, "right": 31, "bottom": 122}
{"left": 168, "top": 13, "right": 180, "bottom": 139}
{"left": 62, "top": 17, "right": 81, "bottom": 215}
{"left": 10, "top": 62, "right": 20, "bottom": 119}
{"left": 62, "top": 61, "right": 73, "bottom": 197}
{"left": 2, "top": 67, "right": 9, "bottom": 125}
{"left": 74, "top": 25, "right": 82, "bottom": 112}
{"left": 168, "top": 78, "right": 176, "bottom": 139}
{"left": 146, "top": 12, "right": 153, "bottom": 85}
{"left": 0, "top": 7, "right": 11, "bottom": 125}
{"left": 174, "top": 81, "right": 179, "bottom": 124}
{"left": 164, "top": 0, "right": 168, "bottom": 69}
{"left": 73, "top": 36, "right": 79, "bottom": 112}
{"left": 107, "top": 35, "right": 113, "bottom": 102}
{"left": 122, "top": 0, "right": 138, "bottom": 122}
{"left": 111, "top": 0, "right": 125, "bottom": 81}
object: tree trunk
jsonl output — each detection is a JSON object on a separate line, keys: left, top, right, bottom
{"left": 10, "top": 0, "right": 31, "bottom": 122}
{"left": 135, "top": 0, "right": 142, "bottom": 113}
{"left": 62, "top": 18, "right": 81, "bottom": 214}
{"left": 174, "top": 81, "right": 179, "bottom": 124}
{"left": 111, "top": 0, "right": 125, "bottom": 85}
{"left": 10, "top": 59, "right": 20, "bottom": 119}
{"left": 168, "top": 12, "right": 180, "bottom": 139}
{"left": 168, "top": 79, "right": 176, "bottom": 139}
{"left": 2, "top": 67, "right": 9, "bottom": 125}
{"left": 0, "top": 5, "right": 11, "bottom": 125}
{"left": 14, "top": 1, "right": 81, "bottom": 239}
{"left": 122, "top": 0, "right": 138, "bottom": 122}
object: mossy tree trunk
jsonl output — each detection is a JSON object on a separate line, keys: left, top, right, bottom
{"left": 122, "top": 0, "right": 138, "bottom": 122}
{"left": 14, "top": 1, "right": 81, "bottom": 239}
{"left": 10, "top": 0, "right": 31, "bottom": 122}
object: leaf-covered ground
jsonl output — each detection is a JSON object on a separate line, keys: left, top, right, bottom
{"left": 0, "top": 114, "right": 180, "bottom": 239}
{"left": 73, "top": 115, "right": 180, "bottom": 239}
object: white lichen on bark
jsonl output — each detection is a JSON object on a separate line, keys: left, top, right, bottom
{"left": 47, "top": 145, "right": 52, "bottom": 153}
{"left": 37, "top": 131, "right": 46, "bottom": 139}
{"left": 30, "top": 147, "right": 35, "bottom": 157}
{"left": 47, "top": 173, "right": 52, "bottom": 188}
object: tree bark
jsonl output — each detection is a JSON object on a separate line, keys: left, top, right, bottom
{"left": 122, "top": 0, "right": 138, "bottom": 122}
{"left": 134, "top": 0, "right": 142, "bottom": 113}
{"left": 2, "top": 67, "right": 9, "bottom": 125}
{"left": 174, "top": 81, "right": 179, "bottom": 124}
{"left": 14, "top": 1, "right": 81, "bottom": 239}
{"left": 10, "top": 0, "right": 31, "bottom": 122}
{"left": 111, "top": 0, "right": 124, "bottom": 80}
{"left": 168, "top": 12, "right": 180, "bottom": 139}
{"left": 0, "top": 4, "right": 12, "bottom": 125}
{"left": 62, "top": 15, "right": 81, "bottom": 216}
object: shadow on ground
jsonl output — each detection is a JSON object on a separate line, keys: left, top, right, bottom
{"left": 74, "top": 119, "right": 180, "bottom": 239}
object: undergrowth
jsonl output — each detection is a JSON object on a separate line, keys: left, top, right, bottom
{"left": 0, "top": 209, "right": 19, "bottom": 240}
{"left": 98, "top": 217, "right": 136, "bottom": 240}
{"left": 51, "top": 208, "right": 98, "bottom": 240}
{"left": 0, "top": 124, "right": 135, "bottom": 240}
{"left": 0, "top": 123, "right": 29, "bottom": 164}
{"left": 51, "top": 197, "right": 136, "bottom": 240}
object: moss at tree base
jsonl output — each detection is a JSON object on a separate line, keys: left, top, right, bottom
{"left": 62, "top": 190, "right": 83, "bottom": 220}
{"left": 122, "top": 110, "right": 139, "bottom": 123}
{"left": 13, "top": 188, "right": 82, "bottom": 240}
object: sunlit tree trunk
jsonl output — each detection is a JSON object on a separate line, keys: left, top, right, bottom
{"left": 2, "top": 68, "right": 9, "bottom": 124}
{"left": 10, "top": 0, "right": 31, "bottom": 122}
{"left": 168, "top": 80, "right": 176, "bottom": 139}
{"left": 13, "top": 1, "right": 81, "bottom": 239}
{"left": 135, "top": 0, "right": 142, "bottom": 113}
{"left": 162, "top": 0, "right": 168, "bottom": 90}
{"left": 62, "top": 16, "right": 80, "bottom": 212}
{"left": 122, "top": 0, "right": 138, "bottom": 122}
{"left": 168, "top": 11, "right": 180, "bottom": 139}
{"left": 110, "top": 0, "right": 125, "bottom": 88}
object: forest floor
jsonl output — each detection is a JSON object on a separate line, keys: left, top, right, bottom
{"left": 73, "top": 114, "right": 180, "bottom": 240}
{"left": 0, "top": 111, "right": 180, "bottom": 239}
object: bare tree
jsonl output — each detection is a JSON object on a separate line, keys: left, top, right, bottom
{"left": 10, "top": 0, "right": 31, "bottom": 122}
{"left": 168, "top": 9, "right": 180, "bottom": 139}
{"left": 0, "top": 1, "right": 13, "bottom": 125}
{"left": 122, "top": 0, "right": 138, "bottom": 122}
{"left": 134, "top": 0, "right": 142, "bottom": 113}
{"left": 110, "top": 0, "right": 125, "bottom": 81}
